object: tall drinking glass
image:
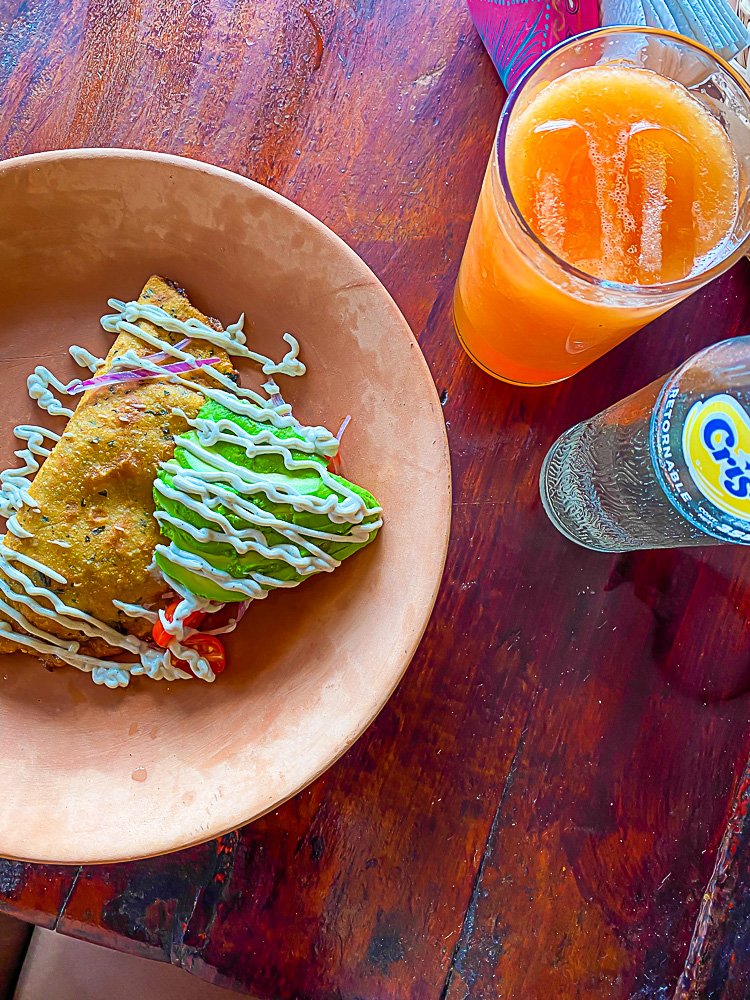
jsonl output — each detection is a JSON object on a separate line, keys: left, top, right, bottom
{"left": 453, "top": 28, "right": 750, "bottom": 386}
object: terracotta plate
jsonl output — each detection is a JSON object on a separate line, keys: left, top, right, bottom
{"left": 0, "top": 150, "right": 451, "bottom": 864}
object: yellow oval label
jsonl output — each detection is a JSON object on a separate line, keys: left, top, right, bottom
{"left": 682, "top": 393, "right": 750, "bottom": 522}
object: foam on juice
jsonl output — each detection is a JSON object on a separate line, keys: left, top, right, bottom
{"left": 507, "top": 66, "right": 739, "bottom": 285}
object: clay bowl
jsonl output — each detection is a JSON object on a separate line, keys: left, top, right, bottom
{"left": 0, "top": 149, "right": 450, "bottom": 863}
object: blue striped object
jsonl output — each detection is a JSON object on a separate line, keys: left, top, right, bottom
{"left": 468, "top": 0, "right": 750, "bottom": 90}
{"left": 600, "top": 0, "right": 750, "bottom": 62}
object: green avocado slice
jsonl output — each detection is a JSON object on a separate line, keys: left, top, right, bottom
{"left": 153, "top": 399, "right": 381, "bottom": 602}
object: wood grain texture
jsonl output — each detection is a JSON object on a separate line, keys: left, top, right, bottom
{"left": 1, "top": 0, "right": 750, "bottom": 997}
{"left": 675, "top": 762, "right": 750, "bottom": 999}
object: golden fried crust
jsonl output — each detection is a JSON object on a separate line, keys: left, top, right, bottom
{"left": 0, "top": 276, "right": 237, "bottom": 662}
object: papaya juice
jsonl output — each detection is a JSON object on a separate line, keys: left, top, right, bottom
{"left": 454, "top": 64, "right": 739, "bottom": 386}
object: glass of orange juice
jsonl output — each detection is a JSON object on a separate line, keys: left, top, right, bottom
{"left": 453, "top": 28, "right": 750, "bottom": 386}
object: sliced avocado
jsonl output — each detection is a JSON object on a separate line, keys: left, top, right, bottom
{"left": 154, "top": 400, "right": 381, "bottom": 602}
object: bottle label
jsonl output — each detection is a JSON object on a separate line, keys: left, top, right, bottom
{"left": 652, "top": 383, "right": 750, "bottom": 544}
{"left": 683, "top": 394, "right": 750, "bottom": 521}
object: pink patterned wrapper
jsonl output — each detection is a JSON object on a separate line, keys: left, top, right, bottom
{"left": 467, "top": 0, "right": 600, "bottom": 90}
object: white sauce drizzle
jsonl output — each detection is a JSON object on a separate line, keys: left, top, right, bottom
{"left": 0, "top": 297, "right": 381, "bottom": 688}
{"left": 101, "top": 300, "right": 305, "bottom": 378}
{"left": 0, "top": 425, "right": 59, "bottom": 531}
{"left": 69, "top": 346, "right": 105, "bottom": 373}
{"left": 112, "top": 600, "right": 159, "bottom": 623}
{"left": 27, "top": 367, "right": 74, "bottom": 418}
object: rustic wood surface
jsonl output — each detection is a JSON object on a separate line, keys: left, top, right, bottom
{"left": 2, "top": 1, "right": 750, "bottom": 997}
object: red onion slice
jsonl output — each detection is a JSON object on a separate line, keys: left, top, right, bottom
{"left": 65, "top": 357, "right": 220, "bottom": 395}
{"left": 328, "top": 416, "right": 351, "bottom": 475}
{"left": 336, "top": 415, "right": 351, "bottom": 442}
{"left": 142, "top": 337, "right": 192, "bottom": 364}
{"left": 235, "top": 600, "right": 252, "bottom": 622}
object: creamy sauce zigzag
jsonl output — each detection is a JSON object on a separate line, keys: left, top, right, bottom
{"left": 0, "top": 299, "right": 381, "bottom": 688}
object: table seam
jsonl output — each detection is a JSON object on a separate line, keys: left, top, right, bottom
{"left": 52, "top": 867, "right": 82, "bottom": 932}
{"left": 439, "top": 697, "right": 536, "bottom": 1000}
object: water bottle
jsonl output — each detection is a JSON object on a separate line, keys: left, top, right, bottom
{"left": 540, "top": 337, "right": 750, "bottom": 552}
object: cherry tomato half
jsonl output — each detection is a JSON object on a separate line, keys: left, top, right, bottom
{"left": 152, "top": 599, "right": 207, "bottom": 648}
{"left": 177, "top": 634, "right": 226, "bottom": 675}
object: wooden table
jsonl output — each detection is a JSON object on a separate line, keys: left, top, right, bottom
{"left": 2, "top": 1, "right": 750, "bottom": 997}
